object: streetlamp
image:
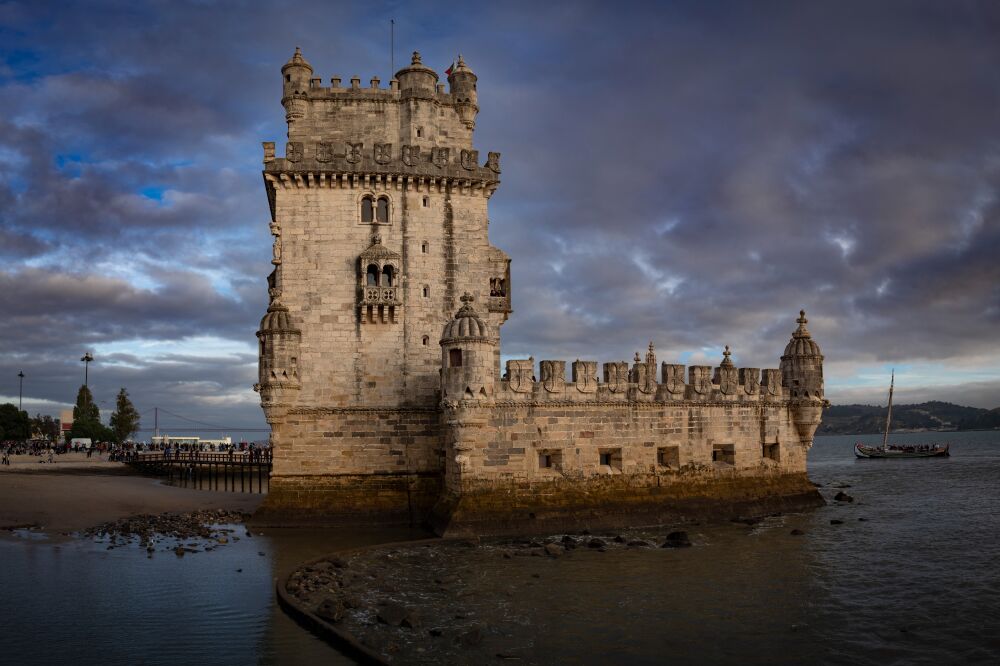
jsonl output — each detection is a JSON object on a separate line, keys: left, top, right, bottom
{"left": 17, "top": 370, "right": 24, "bottom": 411}
{"left": 81, "top": 352, "right": 93, "bottom": 388}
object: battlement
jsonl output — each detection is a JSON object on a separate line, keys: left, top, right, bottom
{"left": 276, "top": 49, "right": 484, "bottom": 165}
{"left": 492, "top": 355, "right": 782, "bottom": 405}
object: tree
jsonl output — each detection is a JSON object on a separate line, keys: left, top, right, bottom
{"left": 73, "top": 385, "right": 100, "bottom": 423}
{"left": 68, "top": 418, "right": 115, "bottom": 443}
{"left": 31, "top": 413, "right": 60, "bottom": 441}
{"left": 0, "top": 403, "right": 31, "bottom": 441}
{"left": 109, "top": 388, "right": 140, "bottom": 443}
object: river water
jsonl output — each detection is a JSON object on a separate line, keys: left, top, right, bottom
{"left": 1, "top": 431, "right": 998, "bottom": 665}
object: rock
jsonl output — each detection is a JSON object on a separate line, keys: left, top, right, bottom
{"left": 329, "top": 556, "right": 348, "bottom": 568}
{"left": 833, "top": 491, "right": 854, "bottom": 503}
{"left": 401, "top": 611, "right": 421, "bottom": 629}
{"left": 315, "top": 599, "right": 346, "bottom": 624}
{"left": 342, "top": 594, "right": 362, "bottom": 609}
{"left": 377, "top": 602, "right": 410, "bottom": 627}
{"left": 173, "top": 546, "right": 185, "bottom": 557}
{"left": 830, "top": 519, "right": 844, "bottom": 525}
{"left": 661, "top": 531, "right": 692, "bottom": 548}
{"left": 587, "top": 538, "right": 606, "bottom": 549}
{"left": 612, "top": 535, "right": 626, "bottom": 543}
{"left": 456, "top": 626, "right": 483, "bottom": 647}
{"left": 543, "top": 543, "right": 563, "bottom": 558}
{"left": 216, "top": 537, "right": 228, "bottom": 544}
{"left": 428, "top": 627, "right": 444, "bottom": 637}
{"left": 627, "top": 540, "right": 652, "bottom": 548}
{"left": 790, "top": 529, "right": 805, "bottom": 536}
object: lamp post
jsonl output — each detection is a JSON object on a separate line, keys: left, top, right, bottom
{"left": 17, "top": 371, "right": 24, "bottom": 411}
{"left": 81, "top": 352, "right": 93, "bottom": 388}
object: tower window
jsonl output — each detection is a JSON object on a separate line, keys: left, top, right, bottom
{"left": 366, "top": 264, "right": 379, "bottom": 286}
{"left": 422, "top": 196, "right": 429, "bottom": 207}
{"left": 376, "top": 196, "right": 389, "bottom": 223}
{"left": 421, "top": 242, "right": 428, "bottom": 253}
{"left": 422, "top": 335, "right": 429, "bottom": 346}
{"left": 416, "top": 127, "right": 423, "bottom": 138}
{"left": 361, "top": 196, "right": 373, "bottom": 223}
{"left": 422, "top": 286, "right": 429, "bottom": 298}
{"left": 449, "top": 349, "right": 463, "bottom": 367}
{"left": 382, "top": 265, "right": 394, "bottom": 287}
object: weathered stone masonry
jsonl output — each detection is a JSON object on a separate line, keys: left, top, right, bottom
{"left": 254, "top": 49, "right": 826, "bottom": 534}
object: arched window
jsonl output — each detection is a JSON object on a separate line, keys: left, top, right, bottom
{"left": 361, "top": 196, "right": 373, "bottom": 223}
{"left": 422, "top": 335, "right": 429, "bottom": 346}
{"left": 366, "top": 264, "right": 379, "bottom": 286}
{"left": 382, "top": 265, "right": 394, "bottom": 287}
{"left": 376, "top": 197, "right": 389, "bottom": 223}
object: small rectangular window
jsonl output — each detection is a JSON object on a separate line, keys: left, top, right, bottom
{"left": 762, "top": 443, "right": 779, "bottom": 462}
{"left": 598, "top": 448, "right": 622, "bottom": 472}
{"left": 538, "top": 449, "right": 562, "bottom": 471}
{"left": 449, "top": 349, "right": 463, "bottom": 367}
{"left": 422, "top": 196, "right": 429, "bottom": 207}
{"left": 712, "top": 444, "right": 735, "bottom": 466}
{"left": 657, "top": 446, "right": 680, "bottom": 469}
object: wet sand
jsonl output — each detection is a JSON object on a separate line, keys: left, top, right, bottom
{"left": 0, "top": 455, "right": 263, "bottom": 536}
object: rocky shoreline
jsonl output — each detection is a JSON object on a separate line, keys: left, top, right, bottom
{"left": 278, "top": 526, "right": 748, "bottom": 665}
{"left": 83, "top": 509, "right": 252, "bottom": 556}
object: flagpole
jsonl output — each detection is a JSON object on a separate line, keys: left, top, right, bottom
{"left": 390, "top": 19, "right": 395, "bottom": 76}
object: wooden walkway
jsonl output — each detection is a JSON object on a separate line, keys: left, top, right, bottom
{"left": 127, "top": 452, "right": 272, "bottom": 493}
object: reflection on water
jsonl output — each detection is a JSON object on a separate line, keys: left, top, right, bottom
{"left": 1, "top": 431, "right": 999, "bottom": 665}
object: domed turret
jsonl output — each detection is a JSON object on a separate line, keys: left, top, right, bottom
{"left": 780, "top": 310, "right": 826, "bottom": 447}
{"left": 282, "top": 47, "right": 313, "bottom": 95}
{"left": 780, "top": 310, "right": 824, "bottom": 399}
{"left": 440, "top": 293, "right": 496, "bottom": 401}
{"left": 447, "top": 55, "right": 478, "bottom": 129}
{"left": 281, "top": 47, "right": 312, "bottom": 125}
{"left": 257, "top": 292, "right": 302, "bottom": 405}
{"left": 395, "top": 51, "right": 438, "bottom": 96}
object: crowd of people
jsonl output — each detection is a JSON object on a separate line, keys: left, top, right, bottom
{"left": 0, "top": 439, "right": 271, "bottom": 464}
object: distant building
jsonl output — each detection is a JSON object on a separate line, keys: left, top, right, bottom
{"left": 254, "top": 49, "right": 827, "bottom": 535}
{"left": 60, "top": 409, "right": 73, "bottom": 436}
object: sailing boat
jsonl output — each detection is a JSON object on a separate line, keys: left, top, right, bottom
{"left": 854, "top": 371, "right": 950, "bottom": 458}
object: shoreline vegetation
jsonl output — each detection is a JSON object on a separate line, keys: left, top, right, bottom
{"left": 818, "top": 401, "right": 1000, "bottom": 435}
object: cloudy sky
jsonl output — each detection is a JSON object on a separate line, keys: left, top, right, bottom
{"left": 1, "top": 0, "right": 998, "bottom": 436}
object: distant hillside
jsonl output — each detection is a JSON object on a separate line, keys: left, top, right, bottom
{"left": 819, "top": 401, "right": 1000, "bottom": 435}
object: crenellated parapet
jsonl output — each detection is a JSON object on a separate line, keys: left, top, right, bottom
{"left": 492, "top": 355, "right": 785, "bottom": 407}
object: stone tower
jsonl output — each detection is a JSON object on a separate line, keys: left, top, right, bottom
{"left": 256, "top": 49, "right": 509, "bottom": 522}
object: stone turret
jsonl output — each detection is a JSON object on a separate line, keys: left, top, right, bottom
{"left": 256, "top": 291, "right": 301, "bottom": 415}
{"left": 440, "top": 293, "right": 496, "bottom": 402}
{"left": 395, "top": 51, "right": 439, "bottom": 96}
{"left": 447, "top": 55, "right": 478, "bottom": 129}
{"left": 281, "top": 47, "right": 312, "bottom": 125}
{"left": 780, "top": 310, "right": 825, "bottom": 446}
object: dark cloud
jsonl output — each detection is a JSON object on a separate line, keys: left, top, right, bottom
{"left": 1, "top": 0, "right": 999, "bottom": 429}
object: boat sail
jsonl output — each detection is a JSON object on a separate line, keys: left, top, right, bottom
{"left": 854, "top": 371, "right": 950, "bottom": 458}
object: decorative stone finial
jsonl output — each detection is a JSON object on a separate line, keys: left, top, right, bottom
{"left": 457, "top": 54, "right": 465, "bottom": 66}
{"left": 412, "top": 51, "right": 422, "bottom": 65}
{"left": 460, "top": 292, "right": 474, "bottom": 305}
{"left": 721, "top": 345, "right": 734, "bottom": 367}
{"left": 634, "top": 352, "right": 641, "bottom": 363}
{"left": 793, "top": 310, "right": 812, "bottom": 339}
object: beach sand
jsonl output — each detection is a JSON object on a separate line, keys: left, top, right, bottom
{"left": 0, "top": 454, "right": 263, "bottom": 536}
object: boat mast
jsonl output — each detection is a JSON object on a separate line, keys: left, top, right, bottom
{"left": 881, "top": 369, "right": 895, "bottom": 450}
